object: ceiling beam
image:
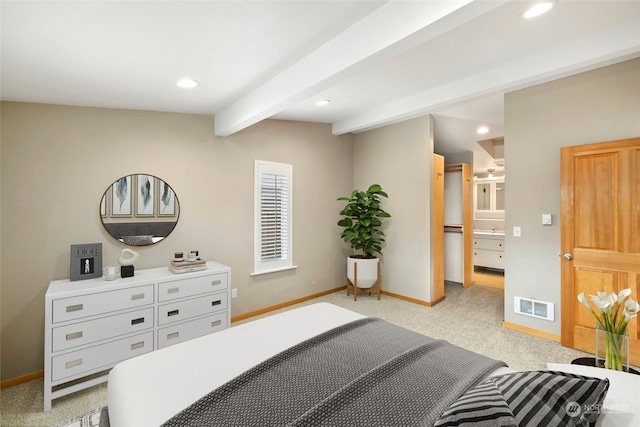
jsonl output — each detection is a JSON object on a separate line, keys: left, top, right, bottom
{"left": 214, "top": 0, "right": 508, "bottom": 137}
{"left": 332, "top": 20, "right": 640, "bottom": 135}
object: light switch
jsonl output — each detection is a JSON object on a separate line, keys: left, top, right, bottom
{"left": 542, "top": 214, "right": 552, "bottom": 225}
{"left": 513, "top": 226, "right": 521, "bottom": 237}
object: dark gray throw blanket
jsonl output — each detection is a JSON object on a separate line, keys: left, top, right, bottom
{"left": 162, "top": 318, "right": 506, "bottom": 427}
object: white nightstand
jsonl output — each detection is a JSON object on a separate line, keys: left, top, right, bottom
{"left": 547, "top": 363, "right": 640, "bottom": 427}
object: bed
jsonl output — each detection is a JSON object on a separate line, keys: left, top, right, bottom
{"left": 107, "top": 302, "right": 619, "bottom": 427}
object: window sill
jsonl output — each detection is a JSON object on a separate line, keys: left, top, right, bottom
{"left": 250, "top": 265, "right": 298, "bottom": 277}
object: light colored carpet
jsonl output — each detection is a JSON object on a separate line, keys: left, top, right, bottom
{"left": 50, "top": 407, "right": 103, "bottom": 427}
{"left": 1, "top": 282, "right": 590, "bottom": 427}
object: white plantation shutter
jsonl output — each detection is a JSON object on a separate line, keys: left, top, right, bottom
{"left": 254, "top": 160, "right": 293, "bottom": 274}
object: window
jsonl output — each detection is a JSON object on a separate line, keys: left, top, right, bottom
{"left": 253, "top": 160, "right": 295, "bottom": 275}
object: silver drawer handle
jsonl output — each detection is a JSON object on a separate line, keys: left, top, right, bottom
{"left": 168, "top": 287, "right": 179, "bottom": 294}
{"left": 131, "top": 293, "right": 145, "bottom": 301}
{"left": 211, "top": 320, "right": 222, "bottom": 327}
{"left": 167, "top": 332, "right": 179, "bottom": 340}
{"left": 211, "top": 279, "right": 222, "bottom": 286}
{"left": 66, "top": 331, "right": 83, "bottom": 341}
{"left": 131, "top": 342, "right": 145, "bottom": 350}
{"left": 66, "top": 359, "right": 83, "bottom": 369}
{"left": 66, "top": 304, "right": 83, "bottom": 313}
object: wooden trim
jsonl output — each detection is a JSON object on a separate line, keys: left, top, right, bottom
{"left": 568, "top": 137, "right": 640, "bottom": 156}
{"left": 433, "top": 153, "right": 445, "bottom": 302}
{"left": 1, "top": 370, "right": 44, "bottom": 390}
{"left": 230, "top": 286, "right": 347, "bottom": 322}
{"left": 462, "top": 163, "right": 473, "bottom": 287}
{"left": 560, "top": 144, "right": 575, "bottom": 348}
{"left": 502, "top": 321, "right": 560, "bottom": 342}
{"left": 381, "top": 290, "right": 445, "bottom": 307}
{"left": 232, "top": 285, "right": 448, "bottom": 326}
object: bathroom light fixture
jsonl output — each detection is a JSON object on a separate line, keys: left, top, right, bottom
{"left": 523, "top": 1, "right": 555, "bottom": 19}
{"left": 477, "top": 126, "right": 489, "bottom": 134}
{"left": 176, "top": 78, "right": 199, "bottom": 88}
{"left": 315, "top": 100, "right": 331, "bottom": 106}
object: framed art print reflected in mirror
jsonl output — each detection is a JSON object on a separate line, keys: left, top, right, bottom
{"left": 100, "top": 174, "right": 180, "bottom": 246}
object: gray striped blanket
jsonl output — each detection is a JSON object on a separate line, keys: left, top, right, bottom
{"left": 162, "top": 318, "right": 506, "bottom": 427}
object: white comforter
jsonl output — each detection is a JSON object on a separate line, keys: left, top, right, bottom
{"left": 107, "top": 303, "right": 366, "bottom": 427}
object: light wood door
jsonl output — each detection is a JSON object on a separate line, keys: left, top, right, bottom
{"left": 560, "top": 137, "right": 640, "bottom": 365}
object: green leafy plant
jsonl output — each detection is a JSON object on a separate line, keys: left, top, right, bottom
{"left": 337, "top": 184, "right": 391, "bottom": 258}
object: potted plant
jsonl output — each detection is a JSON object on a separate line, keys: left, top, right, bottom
{"left": 337, "top": 184, "right": 390, "bottom": 288}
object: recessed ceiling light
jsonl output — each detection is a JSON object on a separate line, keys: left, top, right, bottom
{"left": 315, "top": 100, "right": 331, "bottom": 106}
{"left": 477, "top": 126, "right": 489, "bottom": 134}
{"left": 176, "top": 78, "right": 199, "bottom": 89}
{"left": 523, "top": 1, "right": 555, "bottom": 19}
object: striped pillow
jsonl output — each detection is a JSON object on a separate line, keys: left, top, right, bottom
{"left": 435, "top": 370, "right": 609, "bottom": 427}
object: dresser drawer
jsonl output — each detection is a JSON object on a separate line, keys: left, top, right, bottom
{"left": 52, "top": 285, "right": 154, "bottom": 323}
{"left": 158, "top": 291, "right": 228, "bottom": 325}
{"left": 474, "top": 249, "right": 505, "bottom": 269}
{"left": 158, "top": 273, "right": 228, "bottom": 302}
{"left": 157, "top": 311, "right": 228, "bottom": 349}
{"left": 51, "top": 331, "right": 153, "bottom": 382}
{"left": 473, "top": 238, "right": 504, "bottom": 251}
{"left": 51, "top": 307, "right": 153, "bottom": 352}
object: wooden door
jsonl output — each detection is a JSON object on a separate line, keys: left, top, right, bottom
{"left": 560, "top": 137, "right": 640, "bottom": 366}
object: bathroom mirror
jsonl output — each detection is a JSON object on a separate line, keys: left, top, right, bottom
{"left": 476, "top": 183, "right": 491, "bottom": 211}
{"left": 100, "top": 174, "right": 180, "bottom": 246}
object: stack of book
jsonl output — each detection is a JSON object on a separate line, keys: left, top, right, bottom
{"left": 169, "top": 259, "right": 207, "bottom": 274}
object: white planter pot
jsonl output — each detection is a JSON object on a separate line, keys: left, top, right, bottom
{"left": 347, "top": 256, "right": 379, "bottom": 289}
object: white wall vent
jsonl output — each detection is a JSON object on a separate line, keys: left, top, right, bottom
{"left": 514, "top": 297, "right": 554, "bottom": 321}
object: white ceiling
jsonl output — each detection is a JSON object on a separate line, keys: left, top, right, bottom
{"left": 2, "top": 1, "right": 639, "bottom": 172}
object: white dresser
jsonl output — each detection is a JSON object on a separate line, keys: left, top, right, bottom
{"left": 473, "top": 232, "right": 505, "bottom": 270}
{"left": 44, "top": 261, "right": 230, "bottom": 411}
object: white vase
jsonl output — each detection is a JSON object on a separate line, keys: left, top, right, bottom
{"left": 347, "top": 256, "right": 379, "bottom": 289}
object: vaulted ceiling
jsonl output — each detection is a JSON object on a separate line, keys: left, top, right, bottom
{"left": 2, "top": 1, "right": 639, "bottom": 171}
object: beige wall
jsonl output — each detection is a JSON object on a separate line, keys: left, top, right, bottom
{"left": 352, "top": 115, "right": 435, "bottom": 302}
{"left": 504, "top": 58, "right": 640, "bottom": 335}
{"left": 0, "top": 102, "right": 353, "bottom": 379}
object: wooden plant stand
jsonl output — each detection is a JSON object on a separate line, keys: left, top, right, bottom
{"left": 346, "top": 260, "right": 381, "bottom": 301}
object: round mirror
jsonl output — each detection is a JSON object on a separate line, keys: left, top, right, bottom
{"left": 100, "top": 174, "right": 180, "bottom": 246}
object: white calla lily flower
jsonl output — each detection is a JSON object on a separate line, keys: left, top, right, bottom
{"left": 623, "top": 307, "right": 638, "bottom": 322}
{"left": 579, "top": 289, "right": 635, "bottom": 371}
{"left": 577, "top": 292, "right": 592, "bottom": 310}
{"left": 617, "top": 288, "right": 632, "bottom": 302}
{"left": 624, "top": 298, "right": 639, "bottom": 314}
